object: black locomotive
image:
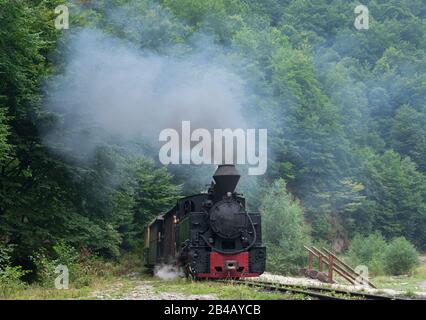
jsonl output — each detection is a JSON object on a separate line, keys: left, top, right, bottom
{"left": 144, "top": 165, "right": 266, "bottom": 278}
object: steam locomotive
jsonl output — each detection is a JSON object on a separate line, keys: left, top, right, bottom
{"left": 143, "top": 165, "right": 266, "bottom": 278}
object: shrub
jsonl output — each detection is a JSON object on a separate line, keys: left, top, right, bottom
{"left": 0, "top": 244, "right": 27, "bottom": 298}
{"left": 33, "top": 241, "right": 95, "bottom": 288}
{"left": 347, "top": 234, "right": 419, "bottom": 276}
{"left": 0, "top": 266, "right": 27, "bottom": 298}
{"left": 53, "top": 241, "right": 80, "bottom": 266}
{"left": 383, "top": 237, "right": 418, "bottom": 275}
{"left": 32, "top": 250, "right": 59, "bottom": 288}
{"left": 347, "top": 233, "right": 387, "bottom": 275}
{"left": 260, "top": 179, "right": 310, "bottom": 275}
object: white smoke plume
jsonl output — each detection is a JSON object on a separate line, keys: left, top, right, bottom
{"left": 154, "top": 264, "right": 183, "bottom": 281}
{"left": 44, "top": 28, "right": 248, "bottom": 161}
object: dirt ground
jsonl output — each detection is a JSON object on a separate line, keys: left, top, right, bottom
{"left": 90, "top": 275, "right": 217, "bottom": 300}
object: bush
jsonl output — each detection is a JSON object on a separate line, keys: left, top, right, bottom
{"left": 347, "top": 233, "right": 387, "bottom": 275}
{"left": 0, "top": 266, "right": 27, "bottom": 298}
{"left": 260, "top": 179, "right": 310, "bottom": 275}
{"left": 0, "top": 244, "right": 27, "bottom": 298}
{"left": 33, "top": 241, "right": 97, "bottom": 288}
{"left": 347, "top": 234, "right": 419, "bottom": 276}
{"left": 0, "top": 243, "right": 14, "bottom": 268}
{"left": 32, "top": 250, "right": 59, "bottom": 288}
{"left": 383, "top": 237, "right": 418, "bottom": 275}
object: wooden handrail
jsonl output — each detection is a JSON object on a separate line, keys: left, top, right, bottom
{"left": 321, "top": 247, "right": 376, "bottom": 288}
{"left": 303, "top": 245, "right": 376, "bottom": 288}
{"left": 310, "top": 247, "right": 357, "bottom": 285}
{"left": 304, "top": 245, "right": 319, "bottom": 257}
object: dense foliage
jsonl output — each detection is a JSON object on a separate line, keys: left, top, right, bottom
{"left": 1, "top": 0, "right": 425, "bottom": 280}
{"left": 383, "top": 237, "right": 419, "bottom": 275}
{"left": 347, "top": 234, "right": 418, "bottom": 275}
{"left": 0, "top": 1, "right": 180, "bottom": 264}
{"left": 347, "top": 233, "right": 388, "bottom": 275}
{"left": 260, "top": 179, "right": 309, "bottom": 274}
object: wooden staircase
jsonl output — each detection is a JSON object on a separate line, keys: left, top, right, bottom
{"left": 302, "top": 246, "right": 376, "bottom": 288}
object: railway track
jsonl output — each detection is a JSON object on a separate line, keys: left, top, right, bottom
{"left": 219, "top": 279, "right": 410, "bottom": 300}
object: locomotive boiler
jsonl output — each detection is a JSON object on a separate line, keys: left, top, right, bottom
{"left": 144, "top": 165, "right": 266, "bottom": 278}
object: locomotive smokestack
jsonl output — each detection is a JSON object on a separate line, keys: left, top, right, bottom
{"left": 212, "top": 165, "right": 240, "bottom": 199}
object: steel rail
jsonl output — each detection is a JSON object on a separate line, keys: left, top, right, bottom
{"left": 219, "top": 279, "right": 409, "bottom": 300}
{"left": 217, "top": 279, "right": 347, "bottom": 300}
{"left": 233, "top": 280, "right": 347, "bottom": 300}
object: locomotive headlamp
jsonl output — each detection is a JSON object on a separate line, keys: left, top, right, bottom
{"left": 241, "top": 236, "right": 249, "bottom": 246}
{"left": 225, "top": 260, "right": 238, "bottom": 271}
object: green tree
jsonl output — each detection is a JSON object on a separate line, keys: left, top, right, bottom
{"left": 391, "top": 105, "right": 426, "bottom": 173}
{"left": 124, "top": 158, "right": 181, "bottom": 249}
{"left": 1, "top": 0, "right": 426, "bottom": 272}
{"left": 357, "top": 149, "right": 426, "bottom": 248}
{"left": 260, "top": 179, "right": 310, "bottom": 274}
{"left": 0, "top": 108, "right": 10, "bottom": 163}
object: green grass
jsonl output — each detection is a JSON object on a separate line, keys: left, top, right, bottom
{"left": 0, "top": 253, "right": 146, "bottom": 300}
{"left": 4, "top": 255, "right": 426, "bottom": 300}
{"left": 321, "top": 254, "right": 426, "bottom": 294}
{"left": 8, "top": 275, "right": 308, "bottom": 300}
{"left": 151, "top": 278, "right": 307, "bottom": 300}
{"left": 5, "top": 284, "right": 97, "bottom": 300}
{"left": 371, "top": 262, "right": 426, "bottom": 292}
{"left": 1, "top": 274, "right": 141, "bottom": 300}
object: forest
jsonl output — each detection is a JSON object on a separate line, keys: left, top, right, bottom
{"left": 1, "top": 0, "right": 426, "bottom": 290}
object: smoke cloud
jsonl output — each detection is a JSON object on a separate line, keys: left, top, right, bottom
{"left": 44, "top": 28, "right": 248, "bottom": 162}
{"left": 154, "top": 264, "right": 183, "bottom": 281}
